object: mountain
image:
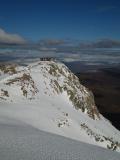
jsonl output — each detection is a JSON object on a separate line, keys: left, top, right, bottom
{"left": 0, "top": 60, "right": 120, "bottom": 152}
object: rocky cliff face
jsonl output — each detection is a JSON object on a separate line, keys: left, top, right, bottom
{"left": 0, "top": 61, "right": 120, "bottom": 151}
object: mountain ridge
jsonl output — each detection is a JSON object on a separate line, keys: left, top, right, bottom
{"left": 0, "top": 60, "right": 120, "bottom": 151}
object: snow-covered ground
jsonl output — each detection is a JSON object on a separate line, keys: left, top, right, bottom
{"left": 0, "top": 121, "right": 120, "bottom": 160}
{"left": 0, "top": 60, "right": 120, "bottom": 153}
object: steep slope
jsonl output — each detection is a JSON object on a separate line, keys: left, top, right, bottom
{"left": 0, "top": 60, "right": 120, "bottom": 151}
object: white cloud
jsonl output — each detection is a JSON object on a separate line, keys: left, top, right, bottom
{"left": 0, "top": 28, "right": 26, "bottom": 44}
{"left": 62, "top": 53, "right": 81, "bottom": 62}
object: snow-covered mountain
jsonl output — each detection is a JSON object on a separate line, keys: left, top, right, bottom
{"left": 0, "top": 60, "right": 120, "bottom": 152}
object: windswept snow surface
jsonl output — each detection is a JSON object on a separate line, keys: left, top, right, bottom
{"left": 0, "top": 121, "right": 120, "bottom": 160}
{"left": 0, "top": 60, "right": 120, "bottom": 153}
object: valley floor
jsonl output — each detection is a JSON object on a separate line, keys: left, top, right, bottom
{"left": 76, "top": 66, "right": 120, "bottom": 130}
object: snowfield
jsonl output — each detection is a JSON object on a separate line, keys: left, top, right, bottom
{"left": 0, "top": 121, "right": 120, "bottom": 160}
{"left": 0, "top": 60, "right": 120, "bottom": 157}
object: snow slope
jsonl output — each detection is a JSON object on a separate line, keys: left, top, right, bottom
{"left": 0, "top": 60, "right": 120, "bottom": 152}
{"left": 0, "top": 121, "right": 120, "bottom": 160}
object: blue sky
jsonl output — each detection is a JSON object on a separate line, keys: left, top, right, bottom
{"left": 0, "top": 0, "right": 120, "bottom": 42}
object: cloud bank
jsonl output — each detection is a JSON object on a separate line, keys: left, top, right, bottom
{"left": 79, "top": 39, "right": 120, "bottom": 49}
{"left": 0, "top": 28, "right": 26, "bottom": 45}
{"left": 38, "top": 39, "right": 65, "bottom": 46}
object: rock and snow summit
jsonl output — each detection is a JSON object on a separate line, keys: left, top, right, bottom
{"left": 0, "top": 60, "right": 120, "bottom": 152}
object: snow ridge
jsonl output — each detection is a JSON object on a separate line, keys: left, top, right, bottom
{"left": 0, "top": 60, "right": 120, "bottom": 151}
